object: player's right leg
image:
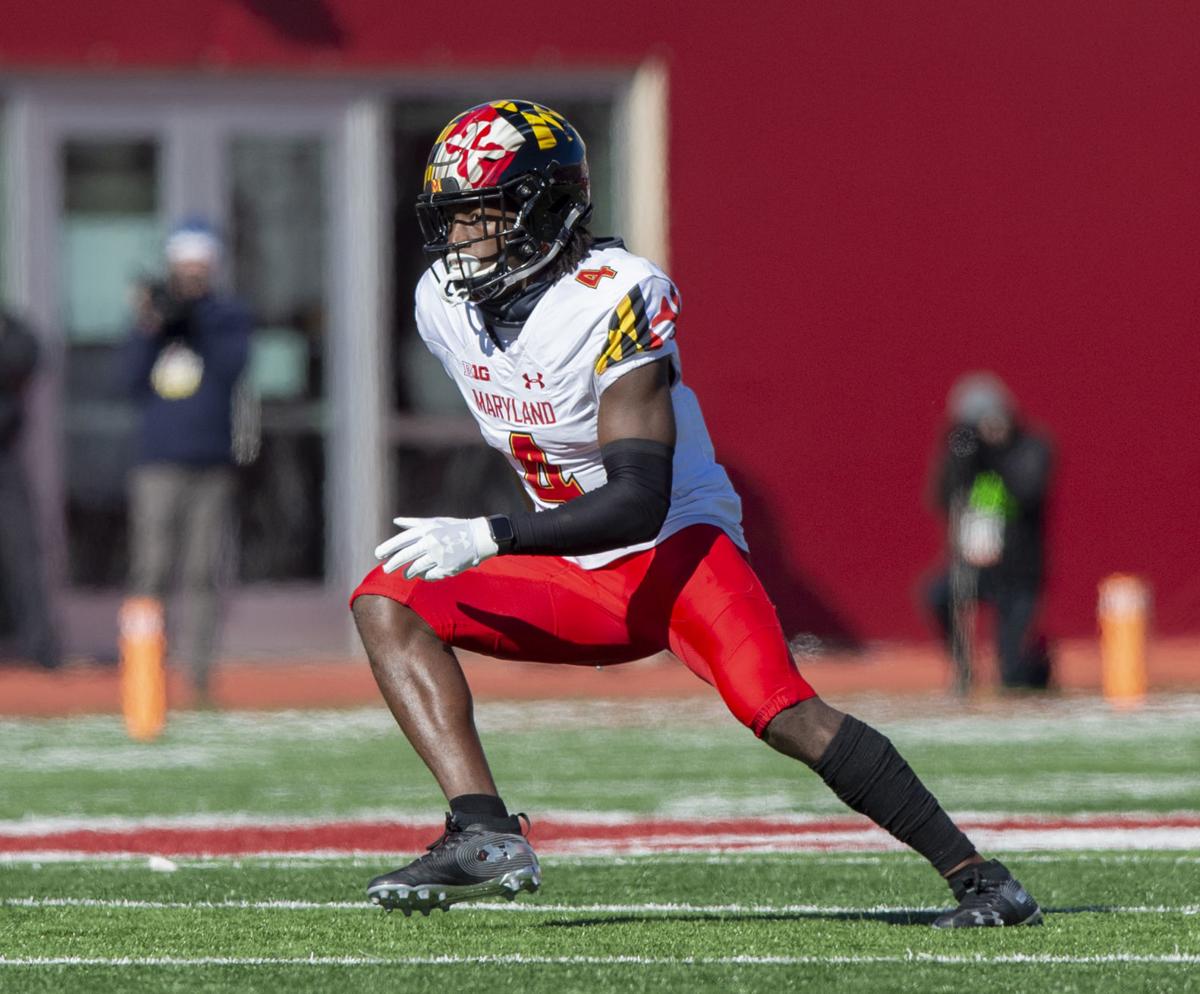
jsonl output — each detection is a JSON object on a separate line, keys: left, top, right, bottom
{"left": 352, "top": 593, "right": 538, "bottom": 914}
{"left": 353, "top": 594, "right": 500, "bottom": 800}
{"left": 350, "top": 555, "right": 638, "bottom": 915}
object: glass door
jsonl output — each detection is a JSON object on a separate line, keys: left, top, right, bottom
{"left": 60, "top": 137, "right": 163, "bottom": 586}
{"left": 6, "top": 82, "right": 376, "bottom": 658}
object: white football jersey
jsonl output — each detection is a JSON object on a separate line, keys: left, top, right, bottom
{"left": 413, "top": 242, "right": 745, "bottom": 568}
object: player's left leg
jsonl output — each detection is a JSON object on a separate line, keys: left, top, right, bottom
{"left": 763, "top": 701, "right": 1041, "bottom": 927}
{"left": 662, "top": 528, "right": 1041, "bottom": 928}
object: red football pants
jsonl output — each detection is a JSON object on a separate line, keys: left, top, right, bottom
{"left": 350, "top": 525, "right": 816, "bottom": 736}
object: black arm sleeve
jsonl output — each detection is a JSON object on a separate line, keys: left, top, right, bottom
{"left": 497, "top": 438, "right": 674, "bottom": 556}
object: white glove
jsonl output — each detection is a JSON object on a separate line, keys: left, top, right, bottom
{"left": 374, "top": 516, "right": 499, "bottom": 581}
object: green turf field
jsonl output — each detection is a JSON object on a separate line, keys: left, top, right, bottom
{"left": 4, "top": 694, "right": 1200, "bottom": 820}
{"left": 4, "top": 853, "right": 1200, "bottom": 993}
{"left": 2, "top": 694, "right": 1199, "bottom": 992}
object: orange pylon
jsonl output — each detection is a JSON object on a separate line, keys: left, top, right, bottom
{"left": 119, "top": 596, "right": 167, "bottom": 741}
{"left": 1098, "top": 575, "right": 1149, "bottom": 708}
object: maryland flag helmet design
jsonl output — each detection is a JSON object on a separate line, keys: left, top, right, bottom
{"left": 416, "top": 100, "right": 591, "bottom": 303}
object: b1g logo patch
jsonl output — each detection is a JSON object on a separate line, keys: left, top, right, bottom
{"left": 575, "top": 266, "right": 617, "bottom": 289}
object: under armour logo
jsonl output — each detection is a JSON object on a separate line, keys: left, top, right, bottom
{"left": 478, "top": 843, "right": 511, "bottom": 862}
{"left": 523, "top": 372, "right": 545, "bottom": 390}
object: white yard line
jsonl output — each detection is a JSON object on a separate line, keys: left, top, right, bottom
{"left": 533, "top": 828, "right": 1200, "bottom": 854}
{"left": 4, "top": 896, "right": 1198, "bottom": 915}
{"left": 1, "top": 953, "right": 1199, "bottom": 967}
{"left": 3, "top": 809, "right": 1197, "bottom": 834}
{"left": 6, "top": 850, "right": 1200, "bottom": 868}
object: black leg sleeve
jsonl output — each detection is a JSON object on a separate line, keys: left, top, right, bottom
{"left": 813, "top": 715, "right": 977, "bottom": 875}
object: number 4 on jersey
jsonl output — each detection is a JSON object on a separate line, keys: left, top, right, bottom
{"left": 509, "top": 432, "right": 584, "bottom": 503}
{"left": 575, "top": 265, "right": 617, "bottom": 289}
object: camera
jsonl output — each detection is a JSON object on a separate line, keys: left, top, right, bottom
{"left": 140, "top": 277, "right": 197, "bottom": 336}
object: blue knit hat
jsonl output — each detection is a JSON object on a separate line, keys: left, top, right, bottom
{"left": 165, "top": 217, "right": 221, "bottom": 264}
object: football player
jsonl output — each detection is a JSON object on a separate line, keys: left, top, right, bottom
{"left": 351, "top": 99, "right": 1041, "bottom": 928}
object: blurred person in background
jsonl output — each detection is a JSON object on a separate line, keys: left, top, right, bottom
{"left": 927, "top": 372, "right": 1053, "bottom": 690}
{"left": 124, "top": 220, "right": 251, "bottom": 704}
{"left": 0, "top": 308, "right": 60, "bottom": 670}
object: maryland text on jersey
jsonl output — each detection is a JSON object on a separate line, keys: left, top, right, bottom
{"left": 470, "top": 391, "right": 558, "bottom": 427}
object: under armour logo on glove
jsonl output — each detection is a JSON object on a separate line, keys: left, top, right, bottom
{"left": 375, "top": 516, "right": 500, "bottom": 581}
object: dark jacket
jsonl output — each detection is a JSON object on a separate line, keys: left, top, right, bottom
{"left": 125, "top": 294, "right": 251, "bottom": 466}
{"left": 936, "top": 425, "right": 1052, "bottom": 587}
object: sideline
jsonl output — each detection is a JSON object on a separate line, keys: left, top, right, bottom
{"left": 4, "top": 637, "right": 1199, "bottom": 716}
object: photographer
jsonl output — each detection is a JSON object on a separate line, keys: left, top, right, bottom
{"left": 124, "top": 220, "right": 251, "bottom": 704}
{"left": 926, "top": 373, "right": 1053, "bottom": 690}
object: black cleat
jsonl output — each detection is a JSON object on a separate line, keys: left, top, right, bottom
{"left": 932, "top": 859, "right": 1043, "bottom": 928}
{"left": 367, "top": 813, "right": 540, "bottom": 917}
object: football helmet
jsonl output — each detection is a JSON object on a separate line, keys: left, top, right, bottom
{"left": 416, "top": 99, "right": 591, "bottom": 303}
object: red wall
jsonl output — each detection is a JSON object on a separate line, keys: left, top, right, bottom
{"left": 4, "top": 0, "right": 1199, "bottom": 639}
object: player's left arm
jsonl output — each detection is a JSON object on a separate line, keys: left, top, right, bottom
{"left": 597, "top": 354, "right": 675, "bottom": 448}
{"left": 493, "top": 357, "right": 676, "bottom": 557}
{"left": 375, "top": 359, "right": 676, "bottom": 579}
